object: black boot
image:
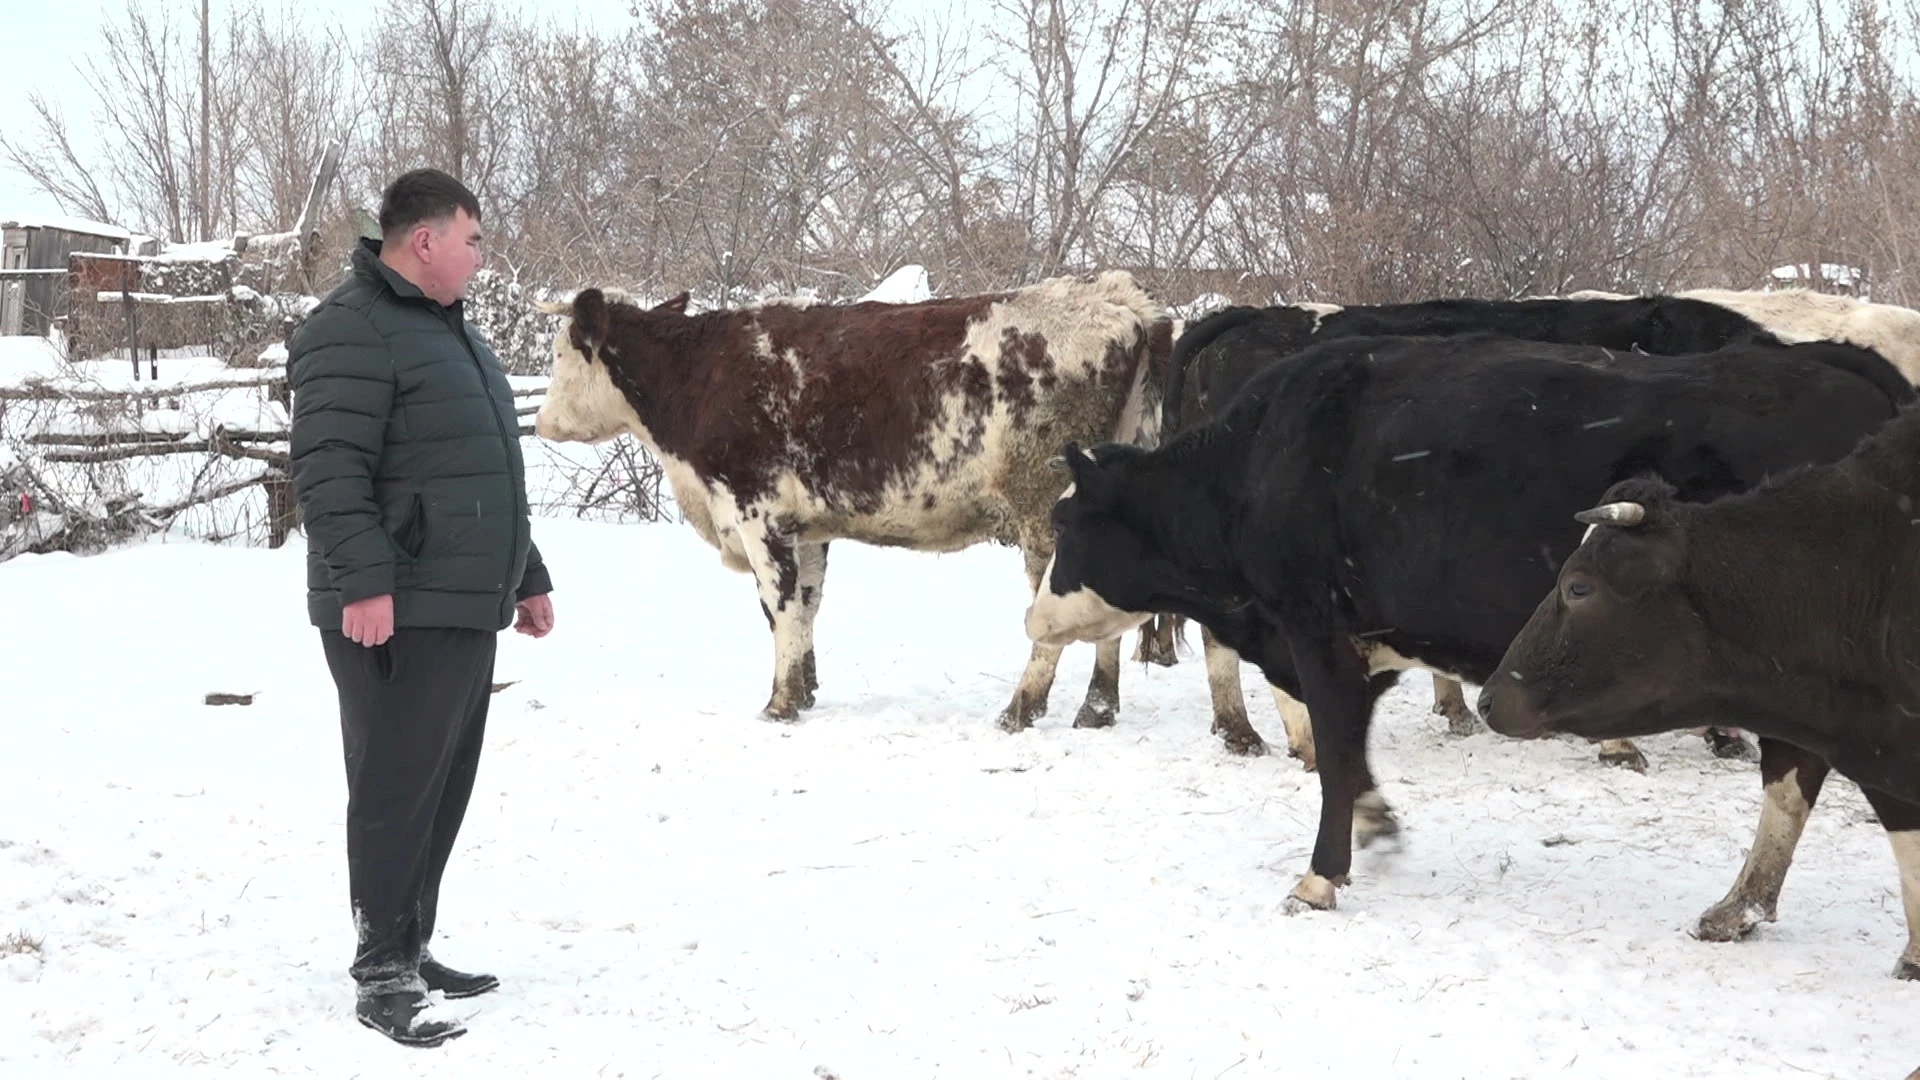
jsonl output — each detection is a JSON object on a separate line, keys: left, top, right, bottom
{"left": 356, "top": 988, "right": 466, "bottom": 1047}
{"left": 421, "top": 954, "right": 500, "bottom": 999}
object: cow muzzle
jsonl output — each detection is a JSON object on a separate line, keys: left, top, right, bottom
{"left": 533, "top": 408, "right": 612, "bottom": 444}
{"left": 1478, "top": 675, "right": 1548, "bottom": 739}
{"left": 1024, "top": 587, "right": 1151, "bottom": 646}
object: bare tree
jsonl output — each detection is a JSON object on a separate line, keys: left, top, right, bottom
{"left": 0, "top": 99, "right": 115, "bottom": 224}
{"left": 984, "top": 0, "right": 1218, "bottom": 278}
{"left": 848, "top": 7, "right": 1011, "bottom": 290}
{"left": 233, "top": 9, "right": 355, "bottom": 233}
{"left": 490, "top": 18, "right": 654, "bottom": 285}
{"left": 355, "top": 0, "right": 515, "bottom": 195}
{"left": 0, "top": 0, "right": 255, "bottom": 241}
{"left": 630, "top": 0, "right": 943, "bottom": 296}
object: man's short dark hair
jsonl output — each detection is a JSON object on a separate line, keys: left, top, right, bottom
{"left": 378, "top": 168, "right": 482, "bottom": 240}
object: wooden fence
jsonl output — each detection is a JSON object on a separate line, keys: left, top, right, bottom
{"left": 0, "top": 369, "right": 296, "bottom": 551}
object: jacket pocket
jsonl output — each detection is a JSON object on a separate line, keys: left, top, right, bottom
{"left": 394, "top": 493, "right": 427, "bottom": 560}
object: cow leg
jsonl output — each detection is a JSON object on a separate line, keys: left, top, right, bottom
{"left": 1072, "top": 636, "right": 1123, "bottom": 729}
{"left": 1597, "top": 738, "right": 1649, "bottom": 772}
{"left": 1431, "top": 675, "right": 1480, "bottom": 736}
{"left": 1201, "top": 625, "right": 1268, "bottom": 756}
{"left": 1855, "top": 788, "right": 1920, "bottom": 980}
{"left": 796, "top": 541, "right": 828, "bottom": 696}
{"left": 1130, "top": 620, "right": 1154, "bottom": 665}
{"left": 1131, "top": 614, "right": 1180, "bottom": 667}
{"left": 1696, "top": 738, "right": 1828, "bottom": 942}
{"left": 1270, "top": 686, "right": 1315, "bottom": 771}
{"left": 1282, "top": 636, "right": 1386, "bottom": 913}
{"left": 999, "top": 546, "right": 1067, "bottom": 733}
{"left": 738, "top": 527, "right": 816, "bottom": 721}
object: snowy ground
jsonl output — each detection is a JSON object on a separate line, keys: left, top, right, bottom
{"left": 2, "top": 516, "right": 1917, "bottom": 1078}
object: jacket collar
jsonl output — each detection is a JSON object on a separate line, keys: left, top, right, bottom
{"left": 352, "top": 236, "right": 443, "bottom": 307}
{"left": 351, "top": 236, "right": 471, "bottom": 326}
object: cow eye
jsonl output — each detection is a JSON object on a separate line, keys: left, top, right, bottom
{"left": 1565, "top": 579, "right": 1594, "bottom": 600}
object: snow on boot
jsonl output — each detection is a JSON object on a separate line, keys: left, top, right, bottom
{"left": 356, "top": 988, "right": 467, "bottom": 1047}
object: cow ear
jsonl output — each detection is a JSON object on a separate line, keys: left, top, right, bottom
{"left": 654, "top": 291, "right": 690, "bottom": 315}
{"left": 571, "top": 287, "right": 612, "bottom": 351}
{"left": 1061, "top": 441, "right": 1120, "bottom": 505}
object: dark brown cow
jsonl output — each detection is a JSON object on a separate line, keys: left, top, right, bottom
{"left": 533, "top": 273, "right": 1171, "bottom": 729}
{"left": 1482, "top": 411, "right": 1920, "bottom": 980}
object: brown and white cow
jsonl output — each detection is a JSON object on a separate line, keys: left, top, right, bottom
{"left": 533, "top": 273, "right": 1172, "bottom": 730}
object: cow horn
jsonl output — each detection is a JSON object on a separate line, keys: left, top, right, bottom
{"left": 1573, "top": 501, "right": 1646, "bottom": 527}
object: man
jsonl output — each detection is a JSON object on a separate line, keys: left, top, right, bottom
{"left": 288, "top": 167, "right": 556, "bottom": 1048}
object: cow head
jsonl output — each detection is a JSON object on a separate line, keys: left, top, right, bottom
{"left": 1023, "top": 441, "right": 1171, "bottom": 647}
{"left": 1480, "top": 475, "right": 1711, "bottom": 741}
{"left": 533, "top": 287, "right": 691, "bottom": 444}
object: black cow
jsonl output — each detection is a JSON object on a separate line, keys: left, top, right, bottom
{"left": 1025, "top": 329, "right": 1913, "bottom": 912}
{"left": 1156, "top": 295, "right": 1792, "bottom": 769}
{"left": 1481, "top": 411, "right": 1920, "bottom": 980}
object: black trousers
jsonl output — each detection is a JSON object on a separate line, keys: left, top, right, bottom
{"left": 320, "top": 626, "right": 496, "bottom": 995}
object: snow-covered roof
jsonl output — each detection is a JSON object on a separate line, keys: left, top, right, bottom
{"left": 859, "top": 265, "right": 933, "bottom": 304}
{"left": 151, "top": 239, "right": 236, "bottom": 262}
{"left": 0, "top": 215, "right": 132, "bottom": 242}
{"left": 1771, "top": 262, "right": 1862, "bottom": 289}
{"left": 1169, "top": 292, "right": 1233, "bottom": 320}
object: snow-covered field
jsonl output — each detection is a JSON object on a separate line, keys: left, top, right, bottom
{"left": 2, "top": 516, "right": 1917, "bottom": 1078}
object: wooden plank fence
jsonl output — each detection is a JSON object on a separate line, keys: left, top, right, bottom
{"left": 0, "top": 374, "right": 549, "bottom": 553}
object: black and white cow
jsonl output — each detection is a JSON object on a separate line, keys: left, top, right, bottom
{"left": 1158, "top": 289, "right": 1920, "bottom": 770}
{"left": 1026, "top": 329, "right": 1913, "bottom": 911}
{"left": 534, "top": 272, "right": 1171, "bottom": 730}
{"left": 1481, "top": 401, "right": 1920, "bottom": 980}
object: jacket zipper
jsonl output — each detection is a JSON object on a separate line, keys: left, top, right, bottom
{"left": 446, "top": 303, "right": 521, "bottom": 615}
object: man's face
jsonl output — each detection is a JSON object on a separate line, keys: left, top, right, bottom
{"left": 416, "top": 208, "right": 485, "bottom": 303}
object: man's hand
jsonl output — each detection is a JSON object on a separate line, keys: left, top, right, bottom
{"left": 515, "top": 594, "right": 555, "bottom": 638}
{"left": 342, "top": 594, "right": 395, "bottom": 646}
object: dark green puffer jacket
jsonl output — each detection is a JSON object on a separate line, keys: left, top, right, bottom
{"left": 288, "top": 238, "right": 551, "bottom": 632}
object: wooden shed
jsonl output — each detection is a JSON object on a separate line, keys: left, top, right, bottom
{"left": 1, "top": 216, "right": 134, "bottom": 336}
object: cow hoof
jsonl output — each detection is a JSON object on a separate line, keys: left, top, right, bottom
{"left": 1072, "top": 703, "right": 1117, "bottom": 729}
{"left": 996, "top": 707, "right": 1035, "bottom": 734}
{"left": 764, "top": 676, "right": 813, "bottom": 720}
{"left": 1893, "top": 956, "right": 1920, "bottom": 981}
{"left": 1213, "top": 724, "right": 1269, "bottom": 757}
{"left": 1694, "top": 901, "right": 1770, "bottom": 943}
{"left": 1598, "top": 746, "right": 1649, "bottom": 773}
{"left": 1284, "top": 872, "right": 1340, "bottom": 913}
{"left": 1437, "top": 702, "right": 1481, "bottom": 737}
{"left": 1353, "top": 791, "right": 1401, "bottom": 849}
{"left": 996, "top": 688, "right": 1048, "bottom": 734}
{"left": 1288, "top": 746, "right": 1317, "bottom": 772}
{"left": 1706, "top": 729, "right": 1757, "bottom": 761}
